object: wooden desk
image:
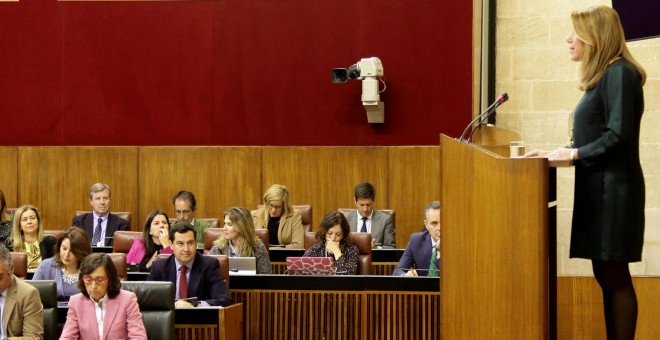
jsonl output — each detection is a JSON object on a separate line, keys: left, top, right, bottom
{"left": 268, "top": 248, "right": 405, "bottom": 275}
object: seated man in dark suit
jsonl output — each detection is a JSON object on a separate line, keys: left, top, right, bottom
{"left": 147, "top": 223, "right": 231, "bottom": 308}
{"left": 0, "top": 247, "right": 44, "bottom": 338}
{"left": 346, "top": 182, "right": 396, "bottom": 249}
{"left": 393, "top": 201, "right": 441, "bottom": 277}
{"left": 72, "top": 183, "right": 129, "bottom": 247}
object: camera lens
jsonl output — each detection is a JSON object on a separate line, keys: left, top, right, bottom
{"left": 331, "top": 68, "right": 349, "bottom": 83}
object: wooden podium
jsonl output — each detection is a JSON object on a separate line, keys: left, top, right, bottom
{"left": 440, "top": 134, "right": 563, "bottom": 339}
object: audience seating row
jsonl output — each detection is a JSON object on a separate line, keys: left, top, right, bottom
{"left": 11, "top": 252, "right": 127, "bottom": 281}
{"left": 8, "top": 204, "right": 313, "bottom": 232}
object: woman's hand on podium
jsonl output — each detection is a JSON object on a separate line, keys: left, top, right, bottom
{"left": 546, "top": 147, "right": 574, "bottom": 161}
{"left": 523, "top": 149, "right": 549, "bottom": 158}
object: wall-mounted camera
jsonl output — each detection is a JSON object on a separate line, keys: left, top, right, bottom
{"left": 332, "top": 57, "right": 385, "bottom": 123}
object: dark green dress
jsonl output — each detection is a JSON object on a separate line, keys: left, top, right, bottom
{"left": 570, "top": 60, "right": 645, "bottom": 262}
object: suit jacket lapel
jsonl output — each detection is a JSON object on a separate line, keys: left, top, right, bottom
{"left": 187, "top": 254, "right": 202, "bottom": 298}
{"left": 84, "top": 214, "right": 94, "bottom": 238}
{"left": 166, "top": 256, "right": 178, "bottom": 285}
{"left": 79, "top": 298, "right": 101, "bottom": 340}
{"left": 103, "top": 295, "right": 120, "bottom": 339}
{"left": 347, "top": 211, "right": 358, "bottom": 232}
{"left": 3, "top": 277, "right": 18, "bottom": 332}
{"left": 420, "top": 232, "right": 434, "bottom": 269}
{"left": 104, "top": 213, "right": 115, "bottom": 244}
{"left": 371, "top": 211, "right": 382, "bottom": 238}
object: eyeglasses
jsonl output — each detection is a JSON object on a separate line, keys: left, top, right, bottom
{"left": 82, "top": 275, "right": 109, "bottom": 285}
{"left": 267, "top": 204, "right": 283, "bottom": 211}
{"left": 175, "top": 210, "right": 192, "bottom": 215}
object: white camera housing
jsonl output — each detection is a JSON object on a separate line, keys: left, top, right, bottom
{"left": 331, "top": 57, "right": 386, "bottom": 123}
{"left": 355, "top": 57, "right": 384, "bottom": 79}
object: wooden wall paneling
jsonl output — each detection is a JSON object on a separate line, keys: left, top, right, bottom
{"left": 0, "top": 147, "right": 18, "bottom": 210}
{"left": 138, "top": 147, "right": 262, "bottom": 231}
{"left": 633, "top": 277, "right": 660, "bottom": 339}
{"left": 557, "top": 276, "right": 660, "bottom": 339}
{"left": 17, "top": 147, "right": 138, "bottom": 230}
{"left": 260, "top": 147, "right": 388, "bottom": 232}
{"left": 387, "top": 146, "right": 441, "bottom": 248}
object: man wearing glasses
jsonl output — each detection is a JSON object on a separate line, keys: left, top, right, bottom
{"left": 172, "top": 191, "right": 212, "bottom": 249}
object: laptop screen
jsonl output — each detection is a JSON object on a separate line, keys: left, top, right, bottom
{"left": 228, "top": 257, "right": 257, "bottom": 275}
{"left": 285, "top": 257, "right": 335, "bottom": 275}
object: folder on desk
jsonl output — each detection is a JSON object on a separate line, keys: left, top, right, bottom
{"left": 285, "top": 257, "right": 335, "bottom": 275}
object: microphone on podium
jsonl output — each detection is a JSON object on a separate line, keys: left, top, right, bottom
{"left": 458, "top": 93, "right": 509, "bottom": 143}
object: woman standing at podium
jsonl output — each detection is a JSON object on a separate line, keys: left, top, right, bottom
{"left": 527, "top": 6, "right": 646, "bottom": 340}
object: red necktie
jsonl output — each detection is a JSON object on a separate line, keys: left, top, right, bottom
{"left": 179, "top": 266, "right": 188, "bottom": 299}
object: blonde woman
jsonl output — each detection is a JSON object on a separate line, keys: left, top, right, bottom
{"left": 210, "top": 207, "right": 271, "bottom": 274}
{"left": 252, "top": 184, "right": 303, "bottom": 249}
{"left": 526, "top": 6, "right": 646, "bottom": 339}
{"left": 7, "top": 204, "right": 56, "bottom": 271}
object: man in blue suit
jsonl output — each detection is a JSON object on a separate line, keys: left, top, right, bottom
{"left": 72, "top": 183, "right": 129, "bottom": 247}
{"left": 147, "top": 223, "right": 231, "bottom": 308}
{"left": 392, "top": 201, "right": 441, "bottom": 277}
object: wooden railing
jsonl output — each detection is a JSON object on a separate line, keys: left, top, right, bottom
{"left": 230, "top": 290, "right": 440, "bottom": 340}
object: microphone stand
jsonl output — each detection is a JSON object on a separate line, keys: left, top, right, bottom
{"left": 458, "top": 93, "right": 508, "bottom": 143}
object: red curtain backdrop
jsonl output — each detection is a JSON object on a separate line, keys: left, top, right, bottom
{"left": 0, "top": 0, "right": 472, "bottom": 146}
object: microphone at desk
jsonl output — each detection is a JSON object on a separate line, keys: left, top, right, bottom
{"left": 458, "top": 93, "right": 509, "bottom": 142}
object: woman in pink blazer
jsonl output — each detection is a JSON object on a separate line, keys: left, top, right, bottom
{"left": 126, "top": 210, "right": 173, "bottom": 272}
{"left": 60, "top": 253, "right": 147, "bottom": 340}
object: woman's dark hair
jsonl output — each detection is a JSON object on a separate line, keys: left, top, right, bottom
{"left": 53, "top": 227, "right": 92, "bottom": 269}
{"left": 0, "top": 188, "right": 10, "bottom": 223}
{"left": 77, "top": 253, "right": 121, "bottom": 299}
{"left": 314, "top": 211, "right": 352, "bottom": 245}
{"left": 142, "top": 210, "right": 171, "bottom": 256}
{"left": 39, "top": 235, "right": 57, "bottom": 261}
